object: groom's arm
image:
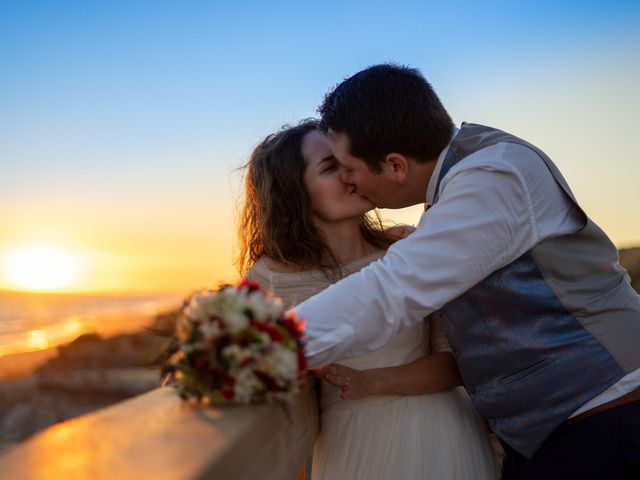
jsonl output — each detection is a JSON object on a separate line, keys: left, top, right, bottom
{"left": 296, "top": 144, "right": 580, "bottom": 367}
{"left": 297, "top": 168, "right": 534, "bottom": 365}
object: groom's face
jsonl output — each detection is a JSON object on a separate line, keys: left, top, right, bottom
{"left": 329, "top": 131, "right": 397, "bottom": 208}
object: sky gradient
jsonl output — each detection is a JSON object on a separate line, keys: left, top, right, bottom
{"left": 1, "top": 1, "right": 639, "bottom": 293}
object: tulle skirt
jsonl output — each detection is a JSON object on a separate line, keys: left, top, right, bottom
{"left": 311, "top": 387, "right": 497, "bottom": 480}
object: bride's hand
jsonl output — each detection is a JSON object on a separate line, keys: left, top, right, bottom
{"left": 316, "top": 363, "right": 376, "bottom": 400}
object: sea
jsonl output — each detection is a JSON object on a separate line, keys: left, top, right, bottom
{"left": 0, "top": 289, "right": 183, "bottom": 357}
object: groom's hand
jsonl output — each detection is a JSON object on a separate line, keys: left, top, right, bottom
{"left": 385, "top": 225, "right": 416, "bottom": 243}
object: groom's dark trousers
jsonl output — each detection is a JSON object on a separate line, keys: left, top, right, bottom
{"left": 501, "top": 398, "right": 640, "bottom": 479}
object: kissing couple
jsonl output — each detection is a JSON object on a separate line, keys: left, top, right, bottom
{"left": 237, "top": 64, "right": 640, "bottom": 480}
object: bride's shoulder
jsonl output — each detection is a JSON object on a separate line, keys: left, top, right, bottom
{"left": 257, "top": 256, "right": 303, "bottom": 274}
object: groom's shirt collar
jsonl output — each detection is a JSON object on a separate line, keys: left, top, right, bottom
{"left": 425, "top": 126, "right": 460, "bottom": 206}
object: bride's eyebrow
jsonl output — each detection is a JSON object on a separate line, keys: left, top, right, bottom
{"left": 318, "top": 155, "right": 336, "bottom": 166}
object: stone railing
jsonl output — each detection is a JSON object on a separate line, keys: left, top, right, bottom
{"left": 0, "top": 380, "right": 319, "bottom": 479}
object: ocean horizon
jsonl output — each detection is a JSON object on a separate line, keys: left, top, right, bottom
{"left": 0, "top": 289, "right": 184, "bottom": 358}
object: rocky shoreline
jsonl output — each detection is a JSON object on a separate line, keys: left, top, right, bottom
{"left": 0, "top": 310, "right": 179, "bottom": 451}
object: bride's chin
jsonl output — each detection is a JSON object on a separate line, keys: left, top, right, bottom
{"left": 361, "top": 205, "right": 375, "bottom": 214}
{"left": 350, "top": 193, "right": 374, "bottom": 207}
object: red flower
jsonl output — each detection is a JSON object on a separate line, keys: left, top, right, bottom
{"left": 297, "top": 349, "right": 307, "bottom": 372}
{"left": 237, "top": 278, "right": 261, "bottom": 292}
{"left": 221, "top": 388, "right": 235, "bottom": 399}
{"left": 253, "top": 321, "right": 284, "bottom": 342}
{"left": 255, "top": 371, "right": 287, "bottom": 392}
{"left": 279, "top": 315, "right": 305, "bottom": 340}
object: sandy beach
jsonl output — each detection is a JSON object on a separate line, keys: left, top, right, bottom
{"left": 0, "top": 310, "right": 178, "bottom": 451}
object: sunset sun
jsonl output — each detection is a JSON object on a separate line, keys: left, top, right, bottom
{"left": 3, "top": 246, "right": 81, "bottom": 292}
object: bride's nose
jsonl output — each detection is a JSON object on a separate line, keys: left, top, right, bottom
{"left": 339, "top": 168, "right": 353, "bottom": 185}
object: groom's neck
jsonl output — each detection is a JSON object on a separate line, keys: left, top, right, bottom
{"left": 403, "top": 158, "right": 438, "bottom": 206}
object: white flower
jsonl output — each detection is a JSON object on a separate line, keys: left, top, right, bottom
{"left": 233, "top": 368, "right": 261, "bottom": 404}
{"left": 222, "top": 344, "right": 251, "bottom": 364}
{"left": 185, "top": 291, "right": 216, "bottom": 320}
{"left": 214, "top": 288, "right": 248, "bottom": 318}
{"left": 258, "top": 343, "right": 298, "bottom": 384}
{"left": 267, "top": 297, "right": 285, "bottom": 321}
{"left": 219, "top": 286, "right": 245, "bottom": 308}
{"left": 223, "top": 311, "right": 249, "bottom": 334}
{"left": 199, "top": 321, "right": 221, "bottom": 340}
{"left": 183, "top": 304, "right": 202, "bottom": 321}
{"left": 246, "top": 291, "right": 270, "bottom": 321}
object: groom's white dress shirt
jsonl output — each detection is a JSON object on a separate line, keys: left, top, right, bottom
{"left": 295, "top": 127, "right": 640, "bottom": 416}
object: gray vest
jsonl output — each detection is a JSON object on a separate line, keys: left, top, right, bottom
{"left": 434, "top": 123, "right": 640, "bottom": 458}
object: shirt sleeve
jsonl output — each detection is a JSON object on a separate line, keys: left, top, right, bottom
{"left": 296, "top": 149, "right": 544, "bottom": 367}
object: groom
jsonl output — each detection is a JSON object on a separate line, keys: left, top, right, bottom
{"left": 294, "top": 64, "right": 640, "bottom": 479}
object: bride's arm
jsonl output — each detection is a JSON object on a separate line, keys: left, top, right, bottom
{"left": 319, "top": 353, "right": 462, "bottom": 400}
{"left": 317, "top": 315, "right": 463, "bottom": 400}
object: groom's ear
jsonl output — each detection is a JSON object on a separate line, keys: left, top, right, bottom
{"left": 382, "top": 153, "right": 409, "bottom": 184}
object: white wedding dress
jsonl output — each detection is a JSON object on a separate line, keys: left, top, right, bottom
{"left": 247, "top": 252, "right": 498, "bottom": 480}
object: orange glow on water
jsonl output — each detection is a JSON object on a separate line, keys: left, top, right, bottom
{"left": 25, "top": 329, "right": 50, "bottom": 352}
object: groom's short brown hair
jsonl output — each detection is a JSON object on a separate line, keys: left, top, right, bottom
{"left": 318, "top": 63, "right": 454, "bottom": 173}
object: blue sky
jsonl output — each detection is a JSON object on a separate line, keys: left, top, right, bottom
{"left": 1, "top": 1, "right": 639, "bottom": 291}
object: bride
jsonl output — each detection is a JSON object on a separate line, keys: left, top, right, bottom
{"left": 237, "top": 119, "right": 498, "bottom": 479}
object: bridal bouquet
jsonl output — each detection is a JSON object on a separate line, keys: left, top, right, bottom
{"left": 166, "top": 279, "right": 307, "bottom": 405}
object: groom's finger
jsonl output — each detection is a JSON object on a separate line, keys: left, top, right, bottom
{"left": 325, "top": 365, "right": 340, "bottom": 376}
{"left": 325, "top": 373, "right": 347, "bottom": 387}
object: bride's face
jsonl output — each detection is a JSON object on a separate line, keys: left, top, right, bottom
{"left": 302, "top": 130, "right": 374, "bottom": 224}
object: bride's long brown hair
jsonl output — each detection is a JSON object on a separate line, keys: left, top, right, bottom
{"left": 236, "top": 119, "right": 392, "bottom": 278}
